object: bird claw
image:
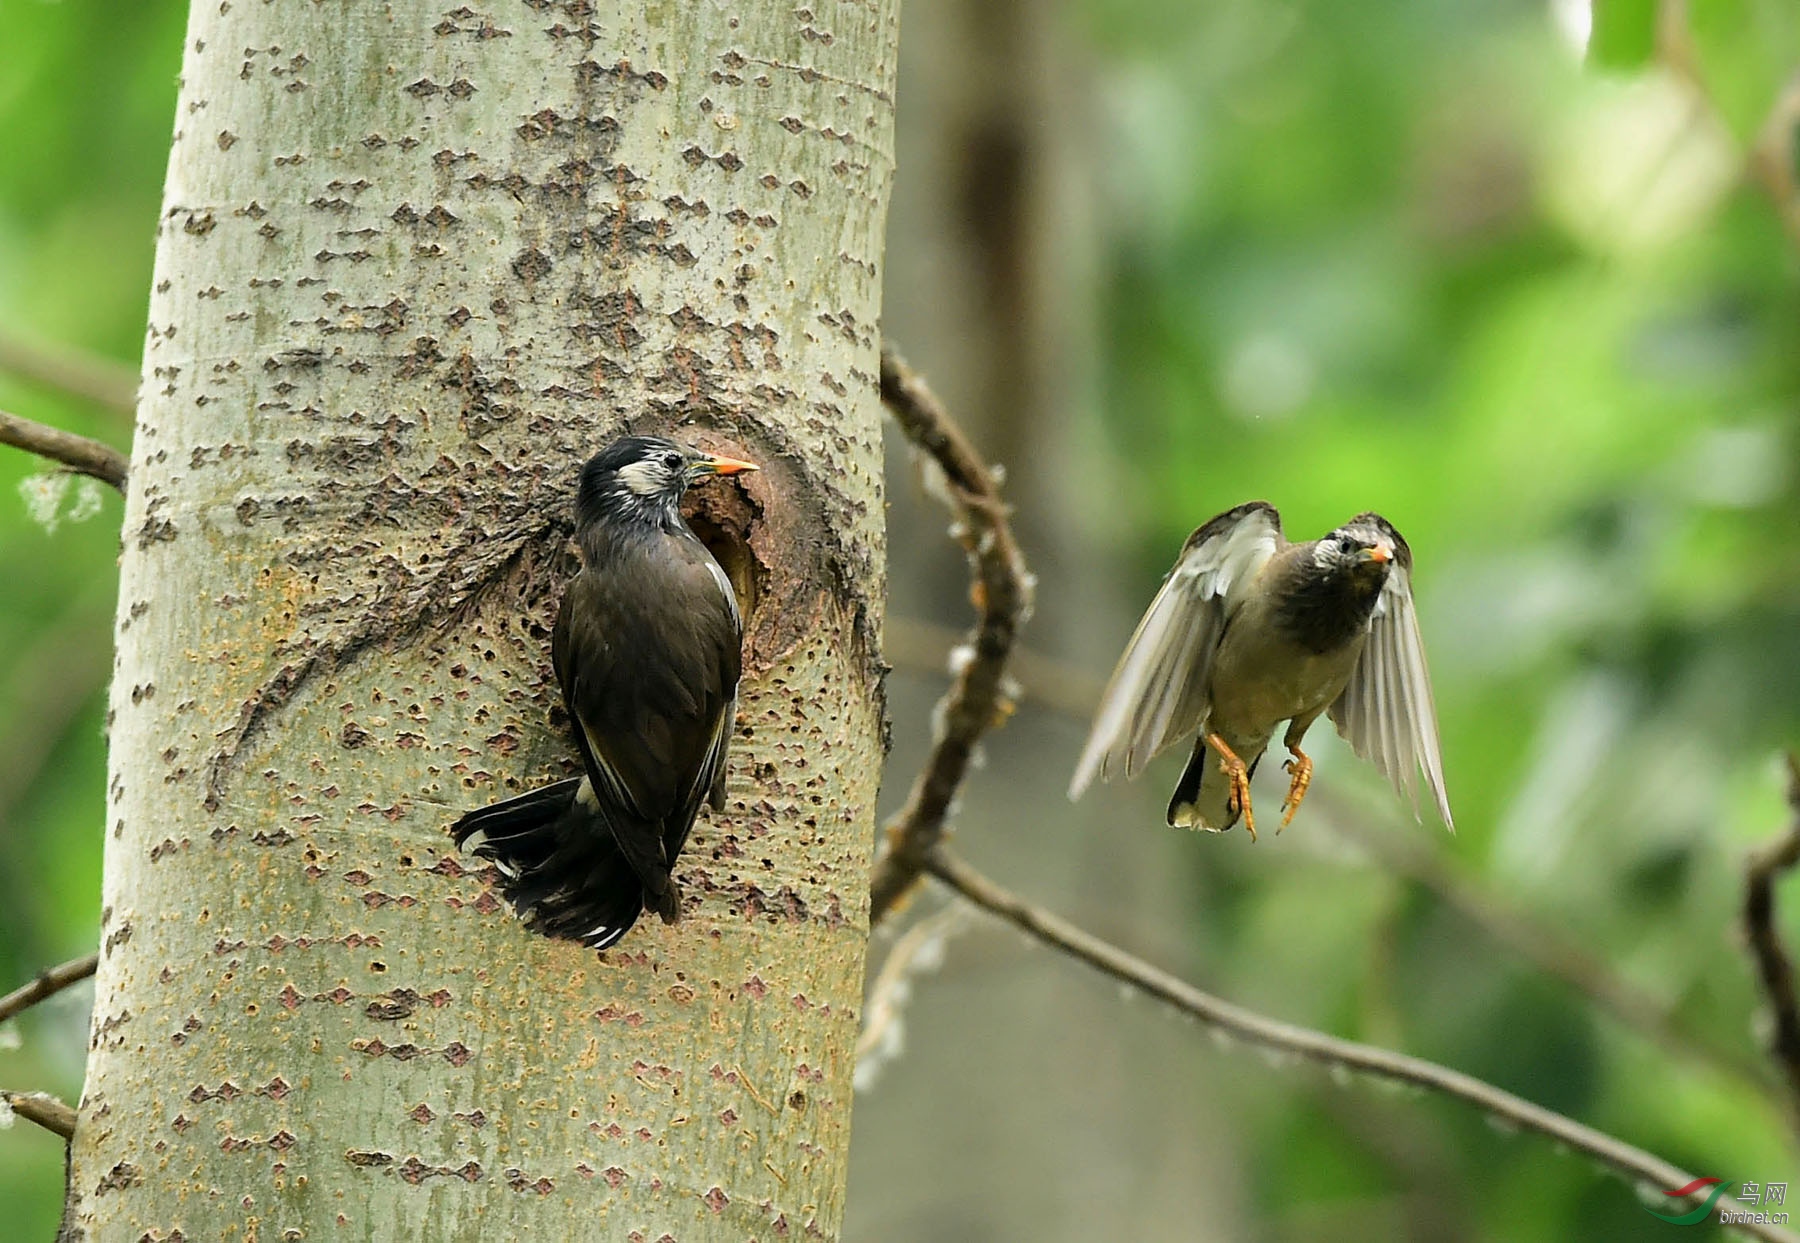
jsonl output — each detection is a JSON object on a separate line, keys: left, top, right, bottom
{"left": 1279, "top": 747, "right": 1313, "bottom": 832}
{"left": 1233, "top": 774, "right": 1257, "bottom": 842}
{"left": 1207, "top": 732, "right": 1256, "bottom": 842}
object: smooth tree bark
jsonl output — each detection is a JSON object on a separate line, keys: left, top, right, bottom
{"left": 71, "top": 2, "right": 895, "bottom": 1238}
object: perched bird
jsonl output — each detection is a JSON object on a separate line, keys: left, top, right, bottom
{"left": 452, "top": 435, "right": 756, "bottom": 947}
{"left": 1070, "top": 502, "right": 1452, "bottom": 839}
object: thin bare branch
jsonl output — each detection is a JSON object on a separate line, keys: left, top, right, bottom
{"left": 0, "top": 328, "right": 138, "bottom": 418}
{"left": 1745, "top": 753, "right": 1800, "bottom": 1125}
{"left": 1657, "top": 2, "right": 1800, "bottom": 254}
{"left": 2, "top": 1089, "right": 78, "bottom": 1140}
{"left": 891, "top": 610, "right": 1767, "bottom": 1094}
{"left": 1339, "top": 814, "right": 1776, "bottom": 1096}
{"left": 0, "top": 953, "right": 99, "bottom": 1026}
{"left": 0, "top": 408, "right": 128, "bottom": 492}
{"left": 1747, "top": 76, "right": 1800, "bottom": 253}
{"left": 857, "top": 904, "right": 968, "bottom": 1069}
{"left": 926, "top": 846, "right": 1797, "bottom": 1243}
{"left": 885, "top": 614, "right": 1105, "bottom": 723}
{"left": 868, "top": 344, "right": 1033, "bottom": 922}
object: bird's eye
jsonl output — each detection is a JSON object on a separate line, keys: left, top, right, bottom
{"left": 661, "top": 451, "right": 683, "bottom": 471}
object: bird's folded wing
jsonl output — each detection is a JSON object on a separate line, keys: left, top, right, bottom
{"left": 679, "top": 553, "right": 741, "bottom": 847}
{"left": 572, "top": 711, "right": 655, "bottom": 823}
{"left": 672, "top": 693, "right": 734, "bottom": 860}
{"left": 1070, "top": 501, "right": 1283, "bottom": 798}
{"left": 1327, "top": 555, "right": 1454, "bottom": 830}
{"left": 553, "top": 593, "right": 645, "bottom": 807}
{"left": 567, "top": 704, "right": 690, "bottom": 900}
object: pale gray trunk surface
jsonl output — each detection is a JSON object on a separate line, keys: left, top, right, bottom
{"left": 75, "top": 3, "right": 894, "bottom": 1238}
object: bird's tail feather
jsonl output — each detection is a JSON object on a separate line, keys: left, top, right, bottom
{"left": 1166, "top": 741, "right": 1210, "bottom": 828}
{"left": 451, "top": 777, "right": 648, "bottom": 948}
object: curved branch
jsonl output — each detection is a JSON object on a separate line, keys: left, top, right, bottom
{"left": 1747, "top": 76, "right": 1800, "bottom": 253}
{"left": 1745, "top": 753, "right": 1800, "bottom": 1124}
{"left": 885, "top": 614, "right": 1105, "bottom": 722}
{"left": 868, "top": 344, "right": 1033, "bottom": 922}
{"left": 0, "top": 329, "right": 138, "bottom": 418}
{"left": 926, "top": 847, "right": 1798, "bottom": 1243}
{"left": 2, "top": 1090, "right": 78, "bottom": 1140}
{"left": 856, "top": 904, "right": 969, "bottom": 1086}
{"left": 1657, "top": 9, "right": 1800, "bottom": 254}
{"left": 0, "top": 409, "right": 128, "bottom": 492}
{"left": 0, "top": 953, "right": 99, "bottom": 1025}
{"left": 1339, "top": 812, "right": 1776, "bottom": 1095}
{"left": 889, "top": 613, "right": 1768, "bottom": 1094}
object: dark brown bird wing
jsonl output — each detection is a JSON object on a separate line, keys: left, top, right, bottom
{"left": 1326, "top": 515, "right": 1453, "bottom": 829}
{"left": 680, "top": 557, "right": 740, "bottom": 853}
{"left": 1070, "top": 501, "right": 1284, "bottom": 797}
{"left": 552, "top": 532, "right": 741, "bottom": 892}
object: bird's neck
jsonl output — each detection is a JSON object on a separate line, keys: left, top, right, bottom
{"left": 576, "top": 494, "right": 690, "bottom": 562}
{"left": 1275, "top": 563, "right": 1386, "bottom": 654}
{"left": 580, "top": 485, "right": 685, "bottom": 529}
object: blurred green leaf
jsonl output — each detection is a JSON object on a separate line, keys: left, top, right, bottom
{"left": 1590, "top": 0, "right": 1658, "bottom": 71}
{"left": 1688, "top": 0, "right": 1800, "bottom": 139}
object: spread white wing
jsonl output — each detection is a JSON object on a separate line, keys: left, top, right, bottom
{"left": 1069, "top": 502, "right": 1283, "bottom": 799}
{"left": 1327, "top": 523, "right": 1453, "bottom": 829}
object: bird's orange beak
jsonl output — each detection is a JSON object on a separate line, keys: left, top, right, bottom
{"left": 694, "top": 452, "right": 759, "bottom": 477}
{"left": 1365, "top": 543, "right": 1393, "bottom": 565}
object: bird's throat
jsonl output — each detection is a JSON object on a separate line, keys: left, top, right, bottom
{"left": 1275, "top": 565, "right": 1385, "bottom": 654}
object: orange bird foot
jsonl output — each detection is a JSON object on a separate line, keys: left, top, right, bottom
{"left": 1206, "top": 732, "right": 1257, "bottom": 842}
{"left": 1279, "top": 746, "right": 1313, "bottom": 832}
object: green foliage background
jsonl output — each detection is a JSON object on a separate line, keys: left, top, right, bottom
{"left": 1, "top": 4, "right": 187, "bottom": 1232}
{"left": 1, "top": 0, "right": 1796, "bottom": 1238}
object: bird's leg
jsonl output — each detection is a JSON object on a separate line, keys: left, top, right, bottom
{"left": 1204, "top": 732, "right": 1256, "bottom": 842}
{"left": 1279, "top": 725, "right": 1314, "bottom": 832}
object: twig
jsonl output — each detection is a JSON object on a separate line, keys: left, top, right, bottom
{"left": 856, "top": 904, "right": 969, "bottom": 1079}
{"left": 890, "top": 612, "right": 1768, "bottom": 1095}
{"left": 0, "top": 409, "right": 128, "bottom": 492}
{"left": 2, "top": 1090, "right": 78, "bottom": 1140}
{"left": 0, "top": 328, "right": 138, "bottom": 418}
{"left": 0, "top": 954, "right": 99, "bottom": 1025}
{"left": 885, "top": 615, "right": 1105, "bottom": 723}
{"left": 868, "top": 345, "right": 1033, "bottom": 922}
{"left": 1338, "top": 813, "right": 1776, "bottom": 1095}
{"left": 1657, "top": 2, "right": 1800, "bottom": 254}
{"left": 1745, "top": 753, "right": 1800, "bottom": 1125}
{"left": 1748, "top": 75, "right": 1800, "bottom": 256}
{"left": 925, "top": 847, "right": 1797, "bottom": 1243}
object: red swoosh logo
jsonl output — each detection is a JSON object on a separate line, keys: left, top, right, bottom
{"left": 1666, "top": 1178, "right": 1724, "bottom": 1198}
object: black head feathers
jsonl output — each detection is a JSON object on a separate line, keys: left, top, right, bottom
{"left": 577, "top": 436, "right": 757, "bottom": 529}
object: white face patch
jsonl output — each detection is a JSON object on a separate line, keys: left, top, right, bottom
{"left": 618, "top": 459, "right": 673, "bottom": 497}
{"left": 1320, "top": 523, "right": 1394, "bottom": 567}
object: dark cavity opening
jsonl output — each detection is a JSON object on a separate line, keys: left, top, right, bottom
{"left": 685, "top": 506, "right": 760, "bottom": 627}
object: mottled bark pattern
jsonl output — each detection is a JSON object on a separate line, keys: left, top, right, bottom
{"left": 74, "top": 2, "right": 894, "bottom": 1238}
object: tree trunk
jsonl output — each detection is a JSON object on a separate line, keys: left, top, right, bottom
{"left": 70, "top": 4, "right": 894, "bottom": 1239}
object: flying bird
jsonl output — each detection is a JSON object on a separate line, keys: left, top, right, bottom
{"left": 452, "top": 435, "right": 756, "bottom": 947}
{"left": 1070, "top": 502, "right": 1452, "bottom": 839}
